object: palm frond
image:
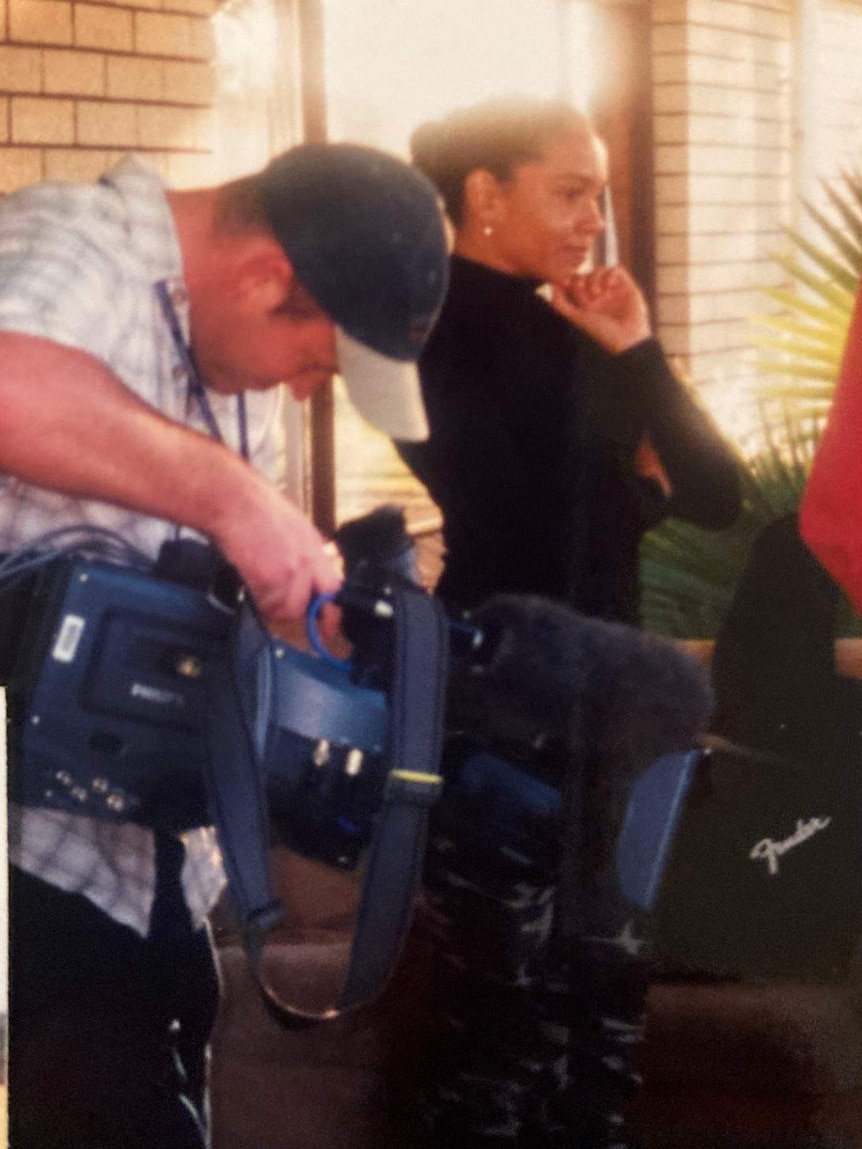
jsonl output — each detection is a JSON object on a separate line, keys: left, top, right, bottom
{"left": 748, "top": 366, "right": 838, "bottom": 389}
{"left": 751, "top": 333, "right": 842, "bottom": 364}
{"left": 641, "top": 168, "right": 862, "bottom": 639}
{"left": 802, "top": 202, "right": 862, "bottom": 273}
{"left": 771, "top": 254, "right": 855, "bottom": 308}
{"left": 821, "top": 178, "right": 862, "bottom": 248}
{"left": 759, "top": 289, "right": 848, "bottom": 331}
{"left": 781, "top": 228, "right": 860, "bottom": 294}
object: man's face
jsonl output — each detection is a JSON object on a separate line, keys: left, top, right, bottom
{"left": 191, "top": 277, "right": 338, "bottom": 399}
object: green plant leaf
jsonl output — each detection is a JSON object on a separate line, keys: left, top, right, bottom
{"left": 748, "top": 365, "right": 838, "bottom": 387}
{"left": 772, "top": 253, "right": 856, "bottom": 308}
{"left": 641, "top": 168, "right": 862, "bottom": 638}
{"left": 822, "top": 177, "right": 862, "bottom": 258}
{"left": 749, "top": 334, "right": 840, "bottom": 365}
{"left": 803, "top": 201, "right": 862, "bottom": 273}
{"left": 783, "top": 228, "right": 861, "bottom": 294}
{"left": 761, "top": 288, "right": 849, "bottom": 331}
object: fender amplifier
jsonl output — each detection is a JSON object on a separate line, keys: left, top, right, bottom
{"left": 653, "top": 737, "right": 862, "bottom": 982}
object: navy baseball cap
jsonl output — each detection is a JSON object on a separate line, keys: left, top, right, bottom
{"left": 260, "top": 143, "right": 449, "bottom": 441}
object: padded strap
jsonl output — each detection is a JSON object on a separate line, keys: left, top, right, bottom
{"left": 202, "top": 604, "right": 281, "bottom": 943}
{"left": 206, "top": 588, "right": 449, "bottom": 1018}
{"left": 337, "top": 587, "right": 449, "bottom": 1009}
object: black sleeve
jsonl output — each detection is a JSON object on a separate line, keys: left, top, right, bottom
{"left": 396, "top": 381, "right": 569, "bottom": 606}
{"left": 578, "top": 337, "right": 742, "bottom": 531}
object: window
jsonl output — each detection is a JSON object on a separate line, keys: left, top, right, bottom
{"left": 321, "top": 0, "right": 597, "bottom": 530}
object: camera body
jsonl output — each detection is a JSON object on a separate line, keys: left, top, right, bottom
{"left": 8, "top": 538, "right": 393, "bottom": 871}
{"left": 9, "top": 550, "right": 229, "bottom": 828}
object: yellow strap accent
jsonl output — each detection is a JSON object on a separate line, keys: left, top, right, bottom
{"left": 390, "top": 769, "right": 441, "bottom": 785}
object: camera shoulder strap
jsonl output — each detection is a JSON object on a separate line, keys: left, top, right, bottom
{"left": 336, "top": 584, "right": 449, "bottom": 1010}
{"left": 204, "top": 587, "right": 449, "bottom": 1020}
{"left": 202, "top": 603, "right": 282, "bottom": 939}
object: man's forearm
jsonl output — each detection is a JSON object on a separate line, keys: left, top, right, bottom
{"left": 0, "top": 332, "right": 255, "bottom": 537}
{"left": 0, "top": 332, "right": 340, "bottom": 624}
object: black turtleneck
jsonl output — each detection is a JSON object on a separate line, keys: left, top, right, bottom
{"left": 397, "top": 255, "right": 741, "bottom": 623}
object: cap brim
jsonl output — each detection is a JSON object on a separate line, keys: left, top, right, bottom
{"left": 335, "top": 327, "right": 429, "bottom": 442}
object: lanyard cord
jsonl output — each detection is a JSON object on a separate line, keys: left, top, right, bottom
{"left": 155, "top": 281, "right": 249, "bottom": 460}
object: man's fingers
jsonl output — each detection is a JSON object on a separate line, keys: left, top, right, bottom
{"left": 215, "top": 481, "right": 345, "bottom": 630}
{"left": 247, "top": 550, "right": 342, "bottom": 630}
{"left": 316, "top": 601, "right": 343, "bottom": 643}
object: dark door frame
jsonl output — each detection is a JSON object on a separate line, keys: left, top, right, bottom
{"left": 297, "top": 0, "right": 338, "bottom": 537}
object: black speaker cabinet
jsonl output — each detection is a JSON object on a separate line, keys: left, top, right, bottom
{"left": 654, "top": 738, "right": 862, "bottom": 983}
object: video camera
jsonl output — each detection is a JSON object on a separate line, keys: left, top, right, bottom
{"left": 2, "top": 510, "right": 733, "bottom": 1015}
{"left": 10, "top": 507, "right": 850, "bottom": 1022}
{"left": 4, "top": 511, "right": 455, "bottom": 1018}
{"left": 7, "top": 514, "right": 436, "bottom": 830}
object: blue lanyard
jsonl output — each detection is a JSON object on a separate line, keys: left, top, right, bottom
{"left": 155, "top": 280, "right": 249, "bottom": 460}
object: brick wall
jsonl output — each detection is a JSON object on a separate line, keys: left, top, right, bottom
{"left": 0, "top": 0, "right": 220, "bottom": 193}
{"left": 651, "top": 0, "right": 794, "bottom": 394}
{"left": 806, "top": 0, "right": 862, "bottom": 190}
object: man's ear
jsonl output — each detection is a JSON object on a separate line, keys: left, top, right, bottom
{"left": 463, "top": 168, "right": 506, "bottom": 230}
{"left": 232, "top": 243, "right": 293, "bottom": 315}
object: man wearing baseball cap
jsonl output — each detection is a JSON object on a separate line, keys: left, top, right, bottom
{"left": 0, "top": 142, "right": 448, "bottom": 1148}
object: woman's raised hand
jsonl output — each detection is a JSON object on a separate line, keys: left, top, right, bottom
{"left": 549, "top": 266, "right": 652, "bottom": 354}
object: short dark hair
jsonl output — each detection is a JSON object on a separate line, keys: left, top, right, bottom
{"left": 214, "top": 174, "right": 270, "bottom": 235}
{"left": 410, "top": 97, "right": 592, "bottom": 226}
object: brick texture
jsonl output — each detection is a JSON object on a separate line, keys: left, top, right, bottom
{"left": 76, "top": 98, "right": 137, "bottom": 147}
{"left": 12, "top": 94, "right": 74, "bottom": 143}
{"left": 74, "top": 4, "right": 134, "bottom": 52}
{"left": 0, "top": 44, "right": 40, "bottom": 90}
{"left": 1, "top": 0, "right": 219, "bottom": 195}
{"left": 135, "top": 11, "right": 194, "bottom": 58}
{"left": 0, "top": 144, "right": 41, "bottom": 188}
{"left": 652, "top": 0, "right": 862, "bottom": 393}
{"left": 806, "top": 0, "right": 862, "bottom": 186}
{"left": 43, "top": 146, "right": 111, "bottom": 180}
{"left": 9, "top": 0, "right": 73, "bottom": 45}
{"left": 106, "top": 55, "right": 162, "bottom": 101}
{"left": 652, "top": 0, "right": 795, "bottom": 386}
{"left": 162, "top": 60, "right": 214, "bottom": 105}
{"left": 44, "top": 48, "right": 105, "bottom": 96}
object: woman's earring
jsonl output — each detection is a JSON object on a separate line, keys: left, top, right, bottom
{"left": 483, "top": 225, "right": 494, "bottom": 237}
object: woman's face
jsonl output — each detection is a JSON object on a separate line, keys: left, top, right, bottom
{"left": 481, "top": 127, "right": 608, "bottom": 284}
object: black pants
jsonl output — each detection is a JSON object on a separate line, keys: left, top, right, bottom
{"left": 8, "top": 833, "right": 221, "bottom": 1149}
{"left": 409, "top": 744, "right": 649, "bottom": 1149}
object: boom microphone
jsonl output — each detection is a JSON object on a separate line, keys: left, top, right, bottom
{"left": 453, "top": 593, "right": 712, "bottom": 761}
{"left": 446, "top": 593, "right": 714, "bottom": 936}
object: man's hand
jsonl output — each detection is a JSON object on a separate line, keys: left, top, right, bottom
{"left": 549, "top": 266, "right": 652, "bottom": 354}
{"left": 210, "top": 476, "right": 342, "bottom": 630}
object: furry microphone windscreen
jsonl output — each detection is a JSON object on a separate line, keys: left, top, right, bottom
{"left": 447, "top": 595, "right": 715, "bottom": 934}
{"left": 451, "top": 595, "right": 714, "bottom": 769}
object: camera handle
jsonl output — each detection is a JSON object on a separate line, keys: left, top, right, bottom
{"left": 306, "top": 590, "right": 352, "bottom": 670}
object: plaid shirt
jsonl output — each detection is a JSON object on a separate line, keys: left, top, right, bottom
{"left": 0, "top": 157, "right": 287, "bottom": 936}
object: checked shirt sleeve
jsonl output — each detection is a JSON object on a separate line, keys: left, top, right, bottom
{"left": 0, "top": 191, "right": 128, "bottom": 366}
